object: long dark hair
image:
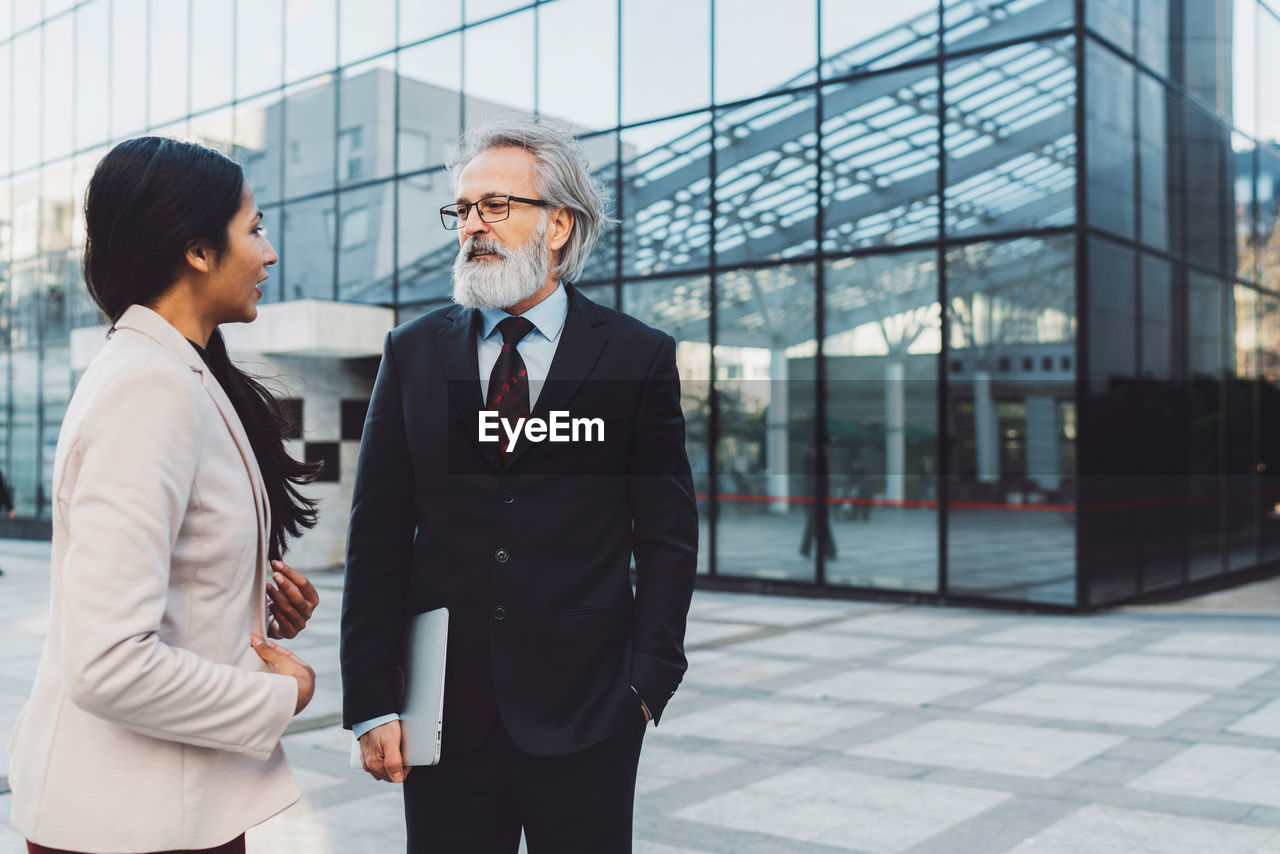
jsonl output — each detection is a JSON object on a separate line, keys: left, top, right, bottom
{"left": 83, "top": 136, "right": 320, "bottom": 559}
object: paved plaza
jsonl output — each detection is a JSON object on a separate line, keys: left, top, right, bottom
{"left": 4, "top": 539, "right": 1280, "bottom": 852}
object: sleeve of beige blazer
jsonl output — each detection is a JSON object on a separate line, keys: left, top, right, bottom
{"left": 56, "top": 357, "right": 297, "bottom": 759}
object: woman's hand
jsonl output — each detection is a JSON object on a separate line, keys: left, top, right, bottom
{"left": 250, "top": 635, "right": 315, "bottom": 715}
{"left": 266, "top": 560, "right": 319, "bottom": 639}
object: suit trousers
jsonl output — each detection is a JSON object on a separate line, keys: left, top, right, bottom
{"left": 403, "top": 711, "right": 647, "bottom": 854}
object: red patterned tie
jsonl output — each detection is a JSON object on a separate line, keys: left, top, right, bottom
{"left": 487, "top": 316, "right": 536, "bottom": 455}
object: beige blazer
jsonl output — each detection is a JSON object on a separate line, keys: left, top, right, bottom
{"left": 7, "top": 305, "right": 299, "bottom": 853}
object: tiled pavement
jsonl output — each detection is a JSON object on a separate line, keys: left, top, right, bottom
{"left": 5, "top": 539, "right": 1280, "bottom": 852}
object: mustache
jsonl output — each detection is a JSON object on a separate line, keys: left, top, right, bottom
{"left": 461, "top": 237, "right": 511, "bottom": 261}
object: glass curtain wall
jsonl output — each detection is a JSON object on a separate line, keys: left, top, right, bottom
{"left": 1, "top": 0, "right": 1278, "bottom": 609}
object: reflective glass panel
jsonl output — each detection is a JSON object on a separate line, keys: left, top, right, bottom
{"left": 825, "top": 250, "right": 939, "bottom": 592}
{"left": 283, "top": 77, "right": 336, "bottom": 197}
{"left": 13, "top": 0, "right": 36, "bottom": 31}
{"left": 0, "top": 0, "right": 10, "bottom": 40}
{"left": 12, "top": 348, "right": 37, "bottom": 516}
{"left": 821, "top": 0, "right": 938, "bottom": 78}
{"left": 1140, "top": 252, "right": 1172, "bottom": 378}
{"left": 189, "top": 108, "right": 237, "bottom": 159}
{"left": 1259, "top": 291, "right": 1280, "bottom": 562}
{"left": 1232, "top": 0, "right": 1257, "bottom": 136}
{"left": 822, "top": 70, "right": 940, "bottom": 252}
{"left": 1085, "top": 39, "right": 1135, "bottom": 239}
{"left": 621, "top": 0, "right": 710, "bottom": 124}
{"left": 946, "top": 37, "right": 1077, "bottom": 237}
{"left": 1261, "top": 147, "right": 1280, "bottom": 295}
{"left": 463, "top": 10, "right": 534, "bottom": 124}
{"left": 45, "top": 0, "right": 75, "bottom": 15}
{"left": 1088, "top": 236, "right": 1136, "bottom": 381}
{"left": 1138, "top": 72, "right": 1170, "bottom": 251}
{"left": 235, "top": 92, "right": 285, "bottom": 206}
{"left": 466, "top": 0, "right": 528, "bottom": 22}
{"left": 0, "top": 43, "right": 10, "bottom": 175}
{"left": 75, "top": 0, "right": 109, "bottom": 150}
{"left": 397, "top": 170, "right": 454, "bottom": 304}
{"left": 12, "top": 29, "right": 39, "bottom": 171}
{"left": 714, "top": 263, "right": 816, "bottom": 582}
{"left": 539, "top": 0, "right": 618, "bottom": 131}
{"left": 1137, "top": 0, "right": 1169, "bottom": 74}
{"left": 110, "top": 0, "right": 147, "bottom": 140}
{"left": 575, "top": 131, "right": 620, "bottom": 284}
{"left": 1086, "top": 0, "right": 1134, "bottom": 51}
{"left": 283, "top": 195, "right": 336, "bottom": 300}
{"left": 192, "top": 0, "right": 234, "bottom": 112}
{"left": 620, "top": 113, "right": 713, "bottom": 277}
{"left": 148, "top": 0, "right": 188, "bottom": 127}
{"left": 1179, "top": 96, "right": 1232, "bottom": 273}
{"left": 340, "top": 0, "right": 395, "bottom": 65}
{"left": 284, "top": 0, "right": 336, "bottom": 83}
{"left": 401, "top": 0, "right": 461, "bottom": 43}
{"left": 44, "top": 16, "right": 73, "bottom": 160}
{"left": 622, "top": 274, "right": 711, "bottom": 575}
{"left": 1261, "top": 6, "right": 1280, "bottom": 142}
{"left": 944, "top": 0, "right": 1072, "bottom": 50}
{"left": 946, "top": 235, "right": 1076, "bottom": 605}
{"left": 714, "top": 92, "right": 818, "bottom": 266}
{"left": 1187, "top": 271, "right": 1224, "bottom": 581}
{"left": 340, "top": 56, "right": 396, "bottom": 186}
{"left": 398, "top": 35, "right": 462, "bottom": 173}
{"left": 337, "top": 182, "right": 394, "bottom": 303}
{"left": 1228, "top": 284, "right": 1260, "bottom": 572}
{"left": 236, "top": 0, "right": 284, "bottom": 100}
{"left": 715, "top": 0, "right": 816, "bottom": 104}
{"left": 1236, "top": 133, "right": 1256, "bottom": 282}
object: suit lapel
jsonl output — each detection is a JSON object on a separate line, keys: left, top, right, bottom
{"left": 436, "top": 306, "right": 504, "bottom": 473}
{"left": 505, "top": 285, "right": 608, "bottom": 468}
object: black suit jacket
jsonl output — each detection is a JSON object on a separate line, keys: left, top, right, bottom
{"left": 340, "top": 285, "right": 698, "bottom": 756}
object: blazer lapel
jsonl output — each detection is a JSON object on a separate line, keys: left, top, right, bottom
{"left": 113, "top": 306, "right": 272, "bottom": 634}
{"left": 436, "top": 306, "right": 504, "bottom": 473}
{"left": 505, "top": 285, "right": 608, "bottom": 468}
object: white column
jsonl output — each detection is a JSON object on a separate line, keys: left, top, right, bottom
{"left": 767, "top": 348, "right": 790, "bottom": 513}
{"left": 884, "top": 360, "right": 905, "bottom": 502}
{"left": 974, "top": 369, "right": 1000, "bottom": 483}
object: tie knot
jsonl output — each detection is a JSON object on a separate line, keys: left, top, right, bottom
{"left": 497, "top": 316, "right": 535, "bottom": 346}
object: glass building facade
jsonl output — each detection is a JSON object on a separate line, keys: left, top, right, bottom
{"left": 1, "top": 0, "right": 1278, "bottom": 609}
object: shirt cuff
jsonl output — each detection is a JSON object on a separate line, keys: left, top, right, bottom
{"left": 353, "top": 713, "right": 400, "bottom": 739}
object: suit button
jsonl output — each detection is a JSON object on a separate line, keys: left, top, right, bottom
{"left": 493, "top": 605, "right": 507, "bottom": 621}
{"left": 502, "top": 489, "right": 514, "bottom": 504}
{"left": 495, "top": 548, "right": 509, "bottom": 563}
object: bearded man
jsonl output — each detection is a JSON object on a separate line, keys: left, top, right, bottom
{"left": 339, "top": 118, "right": 698, "bottom": 854}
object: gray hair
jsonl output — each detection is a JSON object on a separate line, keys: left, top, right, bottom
{"left": 449, "top": 117, "right": 614, "bottom": 283}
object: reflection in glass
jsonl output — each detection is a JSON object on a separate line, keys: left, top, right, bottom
{"left": 189, "top": 109, "right": 237, "bottom": 159}
{"left": 944, "top": 0, "right": 1072, "bottom": 49}
{"left": 575, "top": 132, "right": 620, "bottom": 284}
{"left": 148, "top": 0, "right": 188, "bottom": 126}
{"left": 12, "top": 349, "right": 37, "bottom": 516}
{"left": 1261, "top": 7, "right": 1280, "bottom": 142}
{"left": 1180, "top": 96, "right": 1233, "bottom": 274}
{"left": 1088, "top": 237, "right": 1136, "bottom": 380}
{"left": 235, "top": 92, "right": 285, "bottom": 206}
{"left": 1085, "top": 39, "right": 1135, "bottom": 239}
{"left": 1087, "top": 0, "right": 1134, "bottom": 52}
{"left": 1140, "top": 252, "right": 1173, "bottom": 378}
{"left": 1262, "top": 149, "right": 1280, "bottom": 295}
{"left": 398, "top": 171, "right": 455, "bottom": 304}
{"left": 1235, "top": 132, "right": 1256, "bottom": 283}
{"left": 1228, "top": 285, "right": 1259, "bottom": 572}
{"left": 12, "top": 30, "right": 41, "bottom": 171}
{"left": 111, "top": 0, "right": 147, "bottom": 140}
{"left": 337, "top": 181, "right": 394, "bottom": 303}
{"left": 1138, "top": 73, "right": 1169, "bottom": 251}
{"left": 714, "top": 92, "right": 817, "bottom": 266}
{"left": 622, "top": 275, "right": 711, "bottom": 574}
{"left": 1259, "top": 292, "right": 1280, "bottom": 563}
{"left": 822, "top": 69, "right": 939, "bottom": 251}
{"left": 284, "top": 0, "right": 336, "bottom": 83}
{"left": 715, "top": 0, "right": 815, "bottom": 104}
{"left": 464, "top": 11, "right": 533, "bottom": 124}
{"left": 821, "top": 0, "right": 937, "bottom": 77}
{"left": 283, "top": 77, "right": 336, "bottom": 197}
{"left": 0, "top": 43, "right": 10, "bottom": 175}
{"left": 340, "top": 0, "right": 395, "bottom": 65}
{"left": 235, "top": 0, "right": 283, "bottom": 100}
{"left": 399, "top": 35, "right": 462, "bottom": 174}
{"left": 1137, "top": 0, "right": 1170, "bottom": 74}
{"left": 283, "top": 195, "right": 335, "bottom": 300}
{"left": 466, "top": 0, "right": 529, "bottom": 23}
{"left": 713, "top": 263, "right": 816, "bottom": 582}
{"left": 620, "top": 113, "right": 713, "bottom": 277}
{"left": 401, "top": 0, "right": 461, "bottom": 44}
{"left": 340, "top": 57, "right": 396, "bottom": 186}
{"left": 1187, "top": 271, "right": 1223, "bottom": 581}
{"left": 946, "top": 37, "right": 1077, "bottom": 237}
{"left": 192, "top": 0, "right": 234, "bottom": 112}
{"left": 825, "top": 251, "right": 939, "bottom": 592}
{"left": 75, "top": 0, "right": 110, "bottom": 151}
{"left": 946, "top": 236, "right": 1076, "bottom": 604}
{"left": 539, "top": 0, "right": 618, "bottom": 132}
{"left": 621, "top": 0, "right": 709, "bottom": 124}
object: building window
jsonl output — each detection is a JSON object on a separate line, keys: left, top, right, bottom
{"left": 340, "top": 206, "right": 370, "bottom": 250}
{"left": 339, "top": 126, "right": 364, "bottom": 182}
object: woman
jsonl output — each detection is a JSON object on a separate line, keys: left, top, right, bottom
{"left": 7, "top": 137, "right": 323, "bottom": 854}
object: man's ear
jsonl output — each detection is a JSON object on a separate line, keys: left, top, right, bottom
{"left": 546, "top": 207, "right": 575, "bottom": 253}
{"left": 184, "top": 240, "right": 216, "bottom": 274}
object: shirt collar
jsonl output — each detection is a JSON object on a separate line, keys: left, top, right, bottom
{"left": 480, "top": 282, "right": 568, "bottom": 344}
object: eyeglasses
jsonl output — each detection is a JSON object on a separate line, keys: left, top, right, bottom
{"left": 440, "top": 194, "right": 549, "bottom": 230}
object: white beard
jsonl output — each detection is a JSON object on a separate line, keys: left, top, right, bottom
{"left": 450, "top": 219, "right": 551, "bottom": 311}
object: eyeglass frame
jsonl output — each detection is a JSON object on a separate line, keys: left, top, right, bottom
{"left": 439, "top": 194, "right": 550, "bottom": 230}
